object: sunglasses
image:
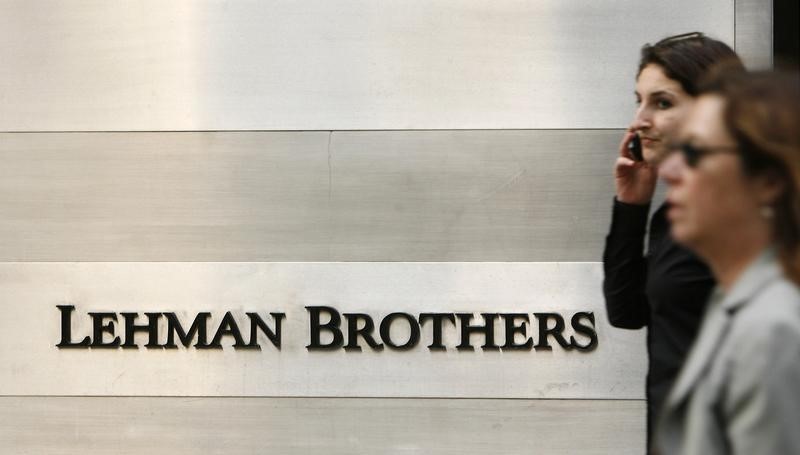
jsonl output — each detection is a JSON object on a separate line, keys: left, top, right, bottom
{"left": 655, "top": 32, "right": 704, "bottom": 46}
{"left": 670, "top": 142, "right": 738, "bottom": 167}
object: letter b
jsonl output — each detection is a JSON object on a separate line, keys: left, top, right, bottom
{"left": 306, "top": 306, "right": 344, "bottom": 350}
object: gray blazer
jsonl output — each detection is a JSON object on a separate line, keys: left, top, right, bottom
{"left": 656, "top": 250, "right": 800, "bottom": 455}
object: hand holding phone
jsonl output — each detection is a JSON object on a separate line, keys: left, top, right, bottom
{"left": 614, "top": 131, "right": 657, "bottom": 204}
{"left": 627, "top": 134, "right": 643, "bottom": 161}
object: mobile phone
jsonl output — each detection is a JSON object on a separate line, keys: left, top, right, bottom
{"left": 628, "top": 134, "right": 643, "bottom": 161}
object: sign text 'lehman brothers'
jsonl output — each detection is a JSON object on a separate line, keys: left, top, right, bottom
{"left": 56, "top": 305, "right": 598, "bottom": 352}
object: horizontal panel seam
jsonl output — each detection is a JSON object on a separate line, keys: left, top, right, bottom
{"left": 0, "top": 395, "right": 645, "bottom": 401}
{"left": 0, "top": 128, "right": 626, "bottom": 134}
{"left": 0, "top": 261, "right": 605, "bottom": 264}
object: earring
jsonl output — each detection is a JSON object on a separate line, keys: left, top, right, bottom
{"left": 760, "top": 206, "right": 775, "bottom": 219}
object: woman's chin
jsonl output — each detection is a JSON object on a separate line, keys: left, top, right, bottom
{"left": 642, "top": 145, "right": 666, "bottom": 165}
{"left": 670, "top": 223, "right": 696, "bottom": 248}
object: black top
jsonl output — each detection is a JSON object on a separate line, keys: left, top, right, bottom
{"left": 603, "top": 198, "right": 714, "bottom": 447}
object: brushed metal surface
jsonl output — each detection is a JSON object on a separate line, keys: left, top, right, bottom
{"left": 0, "top": 262, "right": 646, "bottom": 399}
{"left": 0, "top": 397, "right": 645, "bottom": 455}
{"left": 734, "top": 0, "right": 773, "bottom": 69}
{"left": 0, "top": 0, "right": 733, "bottom": 131}
{"left": 0, "top": 130, "right": 620, "bottom": 262}
{"left": 0, "top": 131, "right": 334, "bottom": 261}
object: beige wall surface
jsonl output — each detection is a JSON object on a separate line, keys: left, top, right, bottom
{"left": 0, "top": 0, "right": 770, "bottom": 453}
{"left": 0, "top": 397, "right": 646, "bottom": 455}
{"left": 0, "top": 130, "right": 619, "bottom": 262}
{"left": 0, "top": 0, "right": 734, "bottom": 131}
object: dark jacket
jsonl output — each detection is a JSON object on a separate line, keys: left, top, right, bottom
{"left": 603, "top": 199, "right": 714, "bottom": 448}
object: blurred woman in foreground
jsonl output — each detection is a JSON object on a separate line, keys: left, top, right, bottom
{"left": 657, "top": 70, "right": 800, "bottom": 454}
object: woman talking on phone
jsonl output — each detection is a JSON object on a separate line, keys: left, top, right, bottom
{"left": 601, "top": 33, "right": 742, "bottom": 448}
{"left": 656, "top": 69, "right": 800, "bottom": 454}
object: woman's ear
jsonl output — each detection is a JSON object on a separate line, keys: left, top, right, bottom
{"left": 753, "top": 169, "right": 788, "bottom": 206}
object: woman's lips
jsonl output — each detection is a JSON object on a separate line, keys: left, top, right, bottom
{"left": 641, "top": 137, "right": 658, "bottom": 146}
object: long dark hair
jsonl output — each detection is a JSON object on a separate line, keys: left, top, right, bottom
{"left": 638, "top": 32, "right": 744, "bottom": 95}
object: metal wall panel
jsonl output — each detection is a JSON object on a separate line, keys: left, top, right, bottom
{"left": 0, "top": 0, "right": 733, "bottom": 131}
{"left": 734, "top": 0, "right": 773, "bottom": 69}
{"left": 0, "top": 262, "right": 646, "bottom": 399}
{"left": 0, "top": 397, "right": 645, "bottom": 455}
{"left": 0, "top": 130, "right": 620, "bottom": 262}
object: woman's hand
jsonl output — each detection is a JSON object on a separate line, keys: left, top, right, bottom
{"left": 615, "top": 131, "right": 657, "bottom": 204}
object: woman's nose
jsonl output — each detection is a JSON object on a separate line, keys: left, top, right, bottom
{"left": 630, "top": 106, "right": 652, "bottom": 131}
